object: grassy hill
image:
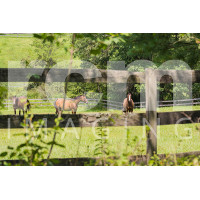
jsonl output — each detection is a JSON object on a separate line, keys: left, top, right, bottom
{"left": 0, "top": 34, "right": 71, "bottom": 68}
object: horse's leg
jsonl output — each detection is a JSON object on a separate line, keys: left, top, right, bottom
{"left": 19, "top": 109, "right": 21, "bottom": 116}
{"left": 58, "top": 108, "right": 62, "bottom": 118}
{"left": 14, "top": 108, "right": 16, "bottom": 115}
{"left": 55, "top": 108, "right": 58, "bottom": 115}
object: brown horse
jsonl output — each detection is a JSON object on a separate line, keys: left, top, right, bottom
{"left": 123, "top": 93, "right": 134, "bottom": 114}
{"left": 54, "top": 95, "right": 88, "bottom": 115}
{"left": 12, "top": 96, "right": 31, "bottom": 115}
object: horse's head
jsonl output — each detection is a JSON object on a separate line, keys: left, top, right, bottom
{"left": 127, "top": 93, "right": 132, "bottom": 102}
{"left": 12, "top": 96, "right": 17, "bottom": 105}
{"left": 81, "top": 95, "right": 88, "bottom": 104}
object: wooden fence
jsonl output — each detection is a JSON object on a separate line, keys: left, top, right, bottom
{"left": 1, "top": 68, "right": 200, "bottom": 158}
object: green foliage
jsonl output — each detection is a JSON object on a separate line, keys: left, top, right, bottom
{"left": 31, "top": 34, "right": 67, "bottom": 68}
{"left": 73, "top": 33, "right": 200, "bottom": 102}
{"left": 74, "top": 34, "right": 115, "bottom": 69}
{"left": 74, "top": 33, "right": 200, "bottom": 68}
{"left": 33, "top": 33, "right": 64, "bottom": 44}
{"left": 0, "top": 85, "right": 7, "bottom": 110}
{"left": 94, "top": 125, "right": 109, "bottom": 166}
{"left": 148, "top": 154, "right": 200, "bottom": 166}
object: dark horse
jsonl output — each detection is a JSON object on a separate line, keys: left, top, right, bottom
{"left": 123, "top": 93, "right": 134, "bottom": 114}
{"left": 54, "top": 95, "right": 88, "bottom": 115}
{"left": 12, "top": 96, "right": 31, "bottom": 115}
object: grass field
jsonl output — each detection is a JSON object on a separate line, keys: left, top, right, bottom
{"left": 0, "top": 123, "right": 200, "bottom": 160}
{"left": 0, "top": 37, "right": 35, "bottom": 67}
{"left": 0, "top": 34, "right": 71, "bottom": 68}
{"left": 1, "top": 103, "right": 200, "bottom": 160}
{"left": 1, "top": 104, "right": 200, "bottom": 115}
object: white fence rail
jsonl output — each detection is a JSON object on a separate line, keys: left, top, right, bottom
{"left": 4, "top": 97, "right": 200, "bottom": 109}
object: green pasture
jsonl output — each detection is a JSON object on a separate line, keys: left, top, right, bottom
{"left": 1, "top": 104, "right": 200, "bottom": 115}
{"left": 0, "top": 123, "right": 200, "bottom": 160}
{"left": 0, "top": 36, "right": 36, "bottom": 67}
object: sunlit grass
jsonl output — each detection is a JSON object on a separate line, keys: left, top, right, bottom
{"left": 158, "top": 123, "right": 200, "bottom": 154}
{"left": 0, "top": 37, "right": 36, "bottom": 67}
{"left": 0, "top": 123, "right": 200, "bottom": 159}
{"left": 0, "top": 36, "right": 70, "bottom": 68}
{"left": 0, "top": 126, "right": 146, "bottom": 159}
{"left": 1, "top": 104, "right": 200, "bottom": 115}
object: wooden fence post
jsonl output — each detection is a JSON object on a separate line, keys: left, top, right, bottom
{"left": 145, "top": 68, "right": 157, "bottom": 160}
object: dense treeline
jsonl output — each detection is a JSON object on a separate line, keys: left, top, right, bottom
{"left": 73, "top": 33, "right": 200, "bottom": 102}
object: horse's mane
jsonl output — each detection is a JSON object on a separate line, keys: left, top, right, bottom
{"left": 72, "top": 95, "right": 84, "bottom": 100}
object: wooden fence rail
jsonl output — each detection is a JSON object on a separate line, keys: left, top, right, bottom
{"left": 1, "top": 68, "right": 200, "bottom": 83}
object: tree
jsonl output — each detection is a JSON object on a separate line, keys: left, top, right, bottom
{"left": 74, "top": 33, "right": 200, "bottom": 101}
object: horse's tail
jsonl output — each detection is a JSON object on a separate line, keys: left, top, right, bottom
{"left": 26, "top": 99, "right": 31, "bottom": 111}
